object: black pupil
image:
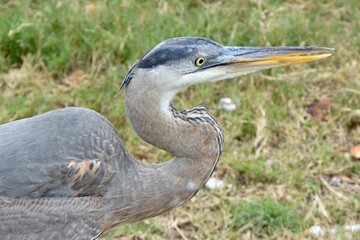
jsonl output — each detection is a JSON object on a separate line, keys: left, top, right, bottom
{"left": 198, "top": 58, "right": 203, "bottom": 64}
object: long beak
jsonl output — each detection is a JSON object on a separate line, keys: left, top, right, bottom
{"left": 209, "top": 46, "right": 334, "bottom": 74}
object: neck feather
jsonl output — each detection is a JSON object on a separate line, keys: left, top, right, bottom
{"left": 108, "top": 77, "right": 224, "bottom": 226}
{"left": 124, "top": 78, "right": 224, "bottom": 187}
{"left": 124, "top": 78, "right": 223, "bottom": 160}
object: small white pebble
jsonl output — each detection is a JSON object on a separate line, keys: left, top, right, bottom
{"left": 344, "top": 224, "right": 360, "bottom": 232}
{"left": 310, "top": 225, "right": 325, "bottom": 237}
{"left": 205, "top": 177, "right": 224, "bottom": 190}
{"left": 223, "top": 103, "right": 236, "bottom": 111}
{"left": 309, "top": 224, "right": 360, "bottom": 237}
{"left": 330, "top": 177, "right": 341, "bottom": 186}
{"left": 219, "top": 98, "right": 232, "bottom": 104}
{"left": 218, "top": 98, "right": 237, "bottom": 111}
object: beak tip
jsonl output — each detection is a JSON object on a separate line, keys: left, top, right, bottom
{"left": 323, "top": 47, "right": 335, "bottom": 52}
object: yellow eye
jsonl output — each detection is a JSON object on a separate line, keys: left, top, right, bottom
{"left": 194, "top": 57, "right": 205, "bottom": 67}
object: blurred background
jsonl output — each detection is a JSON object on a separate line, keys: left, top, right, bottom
{"left": 0, "top": 0, "right": 359, "bottom": 239}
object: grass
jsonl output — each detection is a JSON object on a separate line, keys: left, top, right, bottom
{"left": 1, "top": 0, "right": 360, "bottom": 239}
{"left": 230, "top": 199, "right": 303, "bottom": 236}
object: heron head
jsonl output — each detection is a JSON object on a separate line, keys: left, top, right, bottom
{"left": 120, "top": 37, "right": 333, "bottom": 94}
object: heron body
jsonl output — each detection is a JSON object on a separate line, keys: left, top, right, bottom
{"left": 0, "top": 37, "right": 332, "bottom": 239}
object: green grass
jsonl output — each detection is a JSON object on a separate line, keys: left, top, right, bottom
{"left": 232, "top": 158, "right": 280, "bottom": 184}
{"left": 1, "top": 0, "right": 360, "bottom": 239}
{"left": 230, "top": 199, "right": 303, "bottom": 236}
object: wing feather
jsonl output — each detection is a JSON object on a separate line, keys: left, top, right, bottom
{"left": 0, "top": 107, "right": 121, "bottom": 198}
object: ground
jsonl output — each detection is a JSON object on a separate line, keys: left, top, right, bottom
{"left": 0, "top": 0, "right": 359, "bottom": 239}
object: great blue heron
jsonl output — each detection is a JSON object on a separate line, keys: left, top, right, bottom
{"left": 0, "top": 37, "right": 332, "bottom": 239}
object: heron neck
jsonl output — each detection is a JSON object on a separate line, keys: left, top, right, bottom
{"left": 105, "top": 83, "right": 223, "bottom": 226}
{"left": 124, "top": 81, "right": 223, "bottom": 162}
{"left": 106, "top": 156, "right": 214, "bottom": 226}
{"left": 124, "top": 83, "right": 223, "bottom": 179}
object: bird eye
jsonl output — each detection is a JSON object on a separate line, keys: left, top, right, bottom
{"left": 194, "top": 57, "right": 205, "bottom": 67}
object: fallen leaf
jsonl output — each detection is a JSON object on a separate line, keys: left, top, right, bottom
{"left": 67, "top": 70, "right": 87, "bottom": 88}
{"left": 305, "top": 99, "right": 331, "bottom": 121}
{"left": 350, "top": 145, "right": 360, "bottom": 159}
{"left": 348, "top": 110, "right": 360, "bottom": 130}
{"left": 348, "top": 119, "right": 360, "bottom": 130}
{"left": 335, "top": 174, "right": 355, "bottom": 184}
